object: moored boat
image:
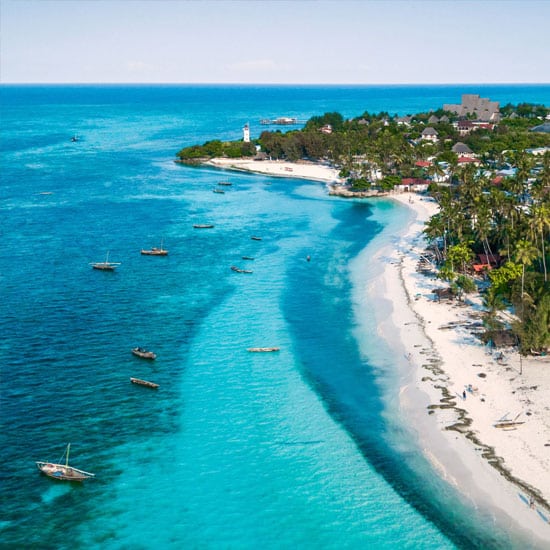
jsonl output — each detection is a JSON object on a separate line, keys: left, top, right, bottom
{"left": 141, "top": 240, "right": 168, "bottom": 255}
{"left": 231, "top": 266, "right": 253, "bottom": 274}
{"left": 218, "top": 181, "right": 232, "bottom": 186}
{"left": 247, "top": 347, "right": 280, "bottom": 352}
{"left": 90, "top": 251, "right": 120, "bottom": 271}
{"left": 251, "top": 236, "right": 262, "bottom": 241}
{"left": 132, "top": 347, "right": 157, "bottom": 360}
{"left": 193, "top": 224, "right": 215, "bottom": 229}
{"left": 213, "top": 188, "right": 225, "bottom": 194}
{"left": 242, "top": 256, "right": 255, "bottom": 260}
{"left": 36, "top": 443, "right": 95, "bottom": 482}
{"left": 130, "top": 377, "right": 159, "bottom": 389}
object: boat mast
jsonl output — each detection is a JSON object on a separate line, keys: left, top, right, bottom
{"left": 66, "top": 443, "right": 70, "bottom": 467}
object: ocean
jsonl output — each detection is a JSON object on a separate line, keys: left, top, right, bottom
{"left": 1, "top": 84, "right": 548, "bottom": 549}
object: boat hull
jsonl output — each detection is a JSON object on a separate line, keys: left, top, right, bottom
{"left": 130, "top": 377, "right": 159, "bottom": 389}
{"left": 36, "top": 462, "right": 94, "bottom": 481}
{"left": 132, "top": 348, "right": 157, "bottom": 360}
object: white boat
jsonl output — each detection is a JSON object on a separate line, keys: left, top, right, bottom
{"left": 90, "top": 251, "right": 121, "bottom": 271}
{"left": 36, "top": 443, "right": 95, "bottom": 481}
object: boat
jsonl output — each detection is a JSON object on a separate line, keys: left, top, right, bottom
{"left": 130, "top": 377, "right": 159, "bottom": 389}
{"left": 132, "top": 347, "right": 157, "bottom": 360}
{"left": 193, "top": 224, "right": 215, "bottom": 229}
{"left": 218, "top": 181, "right": 232, "bottom": 186}
{"left": 71, "top": 135, "right": 79, "bottom": 142}
{"left": 251, "top": 236, "right": 262, "bottom": 241}
{"left": 36, "top": 443, "right": 95, "bottom": 482}
{"left": 213, "top": 188, "right": 225, "bottom": 194}
{"left": 242, "top": 256, "right": 255, "bottom": 260}
{"left": 247, "top": 347, "right": 280, "bottom": 352}
{"left": 141, "top": 240, "right": 168, "bottom": 256}
{"left": 90, "top": 252, "right": 120, "bottom": 271}
{"left": 231, "top": 266, "right": 253, "bottom": 274}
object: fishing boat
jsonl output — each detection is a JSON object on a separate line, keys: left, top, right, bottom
{"left": 213, "top": 188, "right": 225, "bottom": 194}
{"left": 218, "top": 181, "right": 232, "bottom": 186}
{"left": 90, "top": 252, "right": 121, "bottom": 271}
{"left": 242, "top": 256, "right": 255, "bottom": 260}
{"left": 231, "top": 266, "right": 253, "bottom": 274}
{"left": 141, "top": 240, "right": 168, "bottom": 256}
{"left": 251, "top": 236, "right": 262, "bottom": 241}
{"left": 36, "top": 443, "right": 95, "bottom": 482}
{"left": 247, "top": 347, "right": 280, "bottom": 352}
{"left": 130, "top": 377, "right": 159, "bottom": 389}
{"left": 132, "top": 347, "right": 157, "bottom": 360}
{"left": 193, "top": 224, "right": 215, "bottom": 229}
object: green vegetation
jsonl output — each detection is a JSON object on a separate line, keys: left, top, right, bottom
{"left": 176, "top": 101, "right": 550, "bottom": 354}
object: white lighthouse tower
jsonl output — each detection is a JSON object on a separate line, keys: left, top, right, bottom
{"left": 243, "top": 123, "right": 250, "bottom": 143}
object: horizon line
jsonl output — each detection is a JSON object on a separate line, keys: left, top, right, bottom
{"left": 2, "top": 81, "right": 549, "bottom": 87}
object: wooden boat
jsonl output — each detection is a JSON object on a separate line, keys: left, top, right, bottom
{"left": 130, "top": 377, "right": 159, "bottom": 389}
{"left": 213, "top": 189, "right": 225, "bottom": 194}
{"left": 242, "top": 256, "right": 255, "bottom": 260}
{"left": 247, "top": 347, "right": 280, "bottom": 352}
{"left": 218, "top": 181, "right": 232, "bottom": 186}
{"left": 231, "top": 266, "right": 253, "bottom": 274}
{"left": 251, "top": 236, "right": 262, "bottom": 241}
{"left": 36, "top": 443, "right": 95, "bottom": 482}
{"left": 132, "top": 347, "right": 157, "bottom": 360}
{"left": 141, "top": 240, "right": 168, "bottom": 256}
{"left": 193, "top": 224, "right": 215, "bottom": 229}
{"left": 90, "top": 252, "right": 120, "bottom": 271}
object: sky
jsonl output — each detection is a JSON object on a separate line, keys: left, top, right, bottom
{"left": 1, "top": 0, "right": 549, "bottom": 84}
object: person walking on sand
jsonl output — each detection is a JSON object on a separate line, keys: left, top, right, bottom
{"left": 462, "top": 390, "right": 466, "bottom": 399}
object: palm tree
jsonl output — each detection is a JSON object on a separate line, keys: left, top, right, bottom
{"left": 529, "top": 204, "right": 550, "bottom": 282}
{"left": 514, "top": 239, "right": 538, "bottom": 302}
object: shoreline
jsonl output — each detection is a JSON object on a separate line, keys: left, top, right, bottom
{"left": 201, "top": 157, "right": 342, "bottom": 183}
{"left": 195, "top": 157, "right": 550, "bottom": 541}
{"left": 373, "top": 194, "right": 550, "bottom": 544}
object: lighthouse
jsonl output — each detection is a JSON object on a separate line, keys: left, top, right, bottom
{"left": 243, "top": 123, "right": 250, "bottom": 143}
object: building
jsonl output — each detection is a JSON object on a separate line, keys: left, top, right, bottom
{"left": 421, "top": 127, "right": 439, "bottom": 142}
{"left": 443, "top": 94, "right": 500, "bottom": 122}
{"left": 243, "top": 123, "right": 250, "bottom": 143}
{"left": 452, "top": 142, "right": 474, "bottom": 157}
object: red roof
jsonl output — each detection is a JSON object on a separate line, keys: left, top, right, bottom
{"left": 457, "top": 156, "right": 478, "bottom": 163}
{"left": 492, "top": 175, "right": 504, "bottom": 184}
{"left": 415, "top": 160, "right": 431, "bottom": 167}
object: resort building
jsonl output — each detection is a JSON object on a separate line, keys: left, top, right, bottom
{"left": 452, "top": 142, "right": 475, "bottom": 158}
{"left": 421, "top": 127, "right": 439, "bottom": 142}
{"left": 443, "top": 94, "right": 500, "bottom": 122}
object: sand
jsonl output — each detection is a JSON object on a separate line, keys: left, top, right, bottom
{"left": 375, "top": 193, "right": 550, "bottom": 544}
{"left": 203, "top": 157, "right": 550, "bottom": 542}
{"left": 203, "top": 158, "right": 342, "bottom": 183}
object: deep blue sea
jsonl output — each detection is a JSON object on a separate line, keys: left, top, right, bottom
{"left": 1, "top": 84, "right": 549, "bottom": 549}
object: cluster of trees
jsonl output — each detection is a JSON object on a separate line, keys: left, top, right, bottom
{"left": 176, "top": 139, "right": 256, "bottom": 162}
{"left": 424, "top": 153, "right": 550, "bottom": 354}
{"left": 175, "top": 102, "right": 550, "bottom": 354}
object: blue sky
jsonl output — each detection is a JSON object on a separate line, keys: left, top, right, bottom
{"left": 1, "top": 0, "right": 549, "bottom": 84}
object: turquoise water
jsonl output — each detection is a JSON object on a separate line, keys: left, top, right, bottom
{"left": 1, "top": 85, "right": 548, "bottom": 549}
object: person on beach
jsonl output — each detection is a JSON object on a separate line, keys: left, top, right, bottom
{"left": 463, "top": 390, "right": 467, "bottom": 399}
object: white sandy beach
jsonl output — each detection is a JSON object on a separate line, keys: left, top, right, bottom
{"left": 204, "top": 157, "right": 550, "bottom": 542}
{"left": 204, "top": 158, "right": 342, "bottom": 183}
{"left": 376, "top": 193, "right": 550, "bottom": 544}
